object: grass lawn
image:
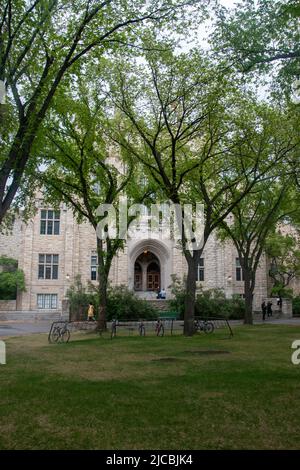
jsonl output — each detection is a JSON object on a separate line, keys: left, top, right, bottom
{"left": 0, "top": 324, "right": 300, "bottom": 450}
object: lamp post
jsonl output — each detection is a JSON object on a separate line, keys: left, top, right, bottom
{"left": 227, "top": 275, "right": 233, "bottom": 299}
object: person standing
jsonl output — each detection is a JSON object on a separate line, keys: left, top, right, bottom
{"left": 261, "top": 301, "right": 267, "bottom": 321}
{"left": 267, "top": 301, "right": 273, "bottom": 317}
{"left": 87, "top": 303, "right": 95, "bottom": 321}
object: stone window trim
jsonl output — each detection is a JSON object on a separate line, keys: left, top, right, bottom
{"left": 37, "top": 293, "right": 58, "bottom": 309}
{"left": 91, "top": 251, "right": 98, "bottom": 281}
{"left": 40, "top": 209, "right": 60, "bottom": 235}
{"left": 196, "top": 258, "right": 204, "bottom": 282}
{"left": 236, "top": 258, "right": 245, "bottom": 282}
{"left": 38, "top": 254, "right": 59, "bottom": 280}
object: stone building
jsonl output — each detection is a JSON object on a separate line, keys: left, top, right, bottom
{"left": 0, "top": 197, "right": 278, "bottom": 315}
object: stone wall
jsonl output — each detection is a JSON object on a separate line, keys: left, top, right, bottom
{"left": 0, "top": 300, "right": 16, "bottom": 311}
{"left": 0, "top": 218, "right": 22, "bottom": 260}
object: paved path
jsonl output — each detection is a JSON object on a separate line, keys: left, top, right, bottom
{"left": 1, "top": 317, "right": 300, "bottom": 339}
{"left": 0, "top": 321, "right": 51, "bottom": 338}
{"left": 254, "top": 317, "right": 300, "bottom": 325}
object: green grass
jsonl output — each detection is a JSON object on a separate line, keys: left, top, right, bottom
{"left": 1, "top": 324, "right": 300, "bottom": 449}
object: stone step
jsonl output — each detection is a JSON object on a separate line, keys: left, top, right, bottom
{"left": 146, "top": 299, "right": 170, "bottom": 311}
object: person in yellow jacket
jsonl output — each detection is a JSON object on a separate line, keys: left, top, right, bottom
{"left": 87, "top": 303, "right": 95, "bottom": 321}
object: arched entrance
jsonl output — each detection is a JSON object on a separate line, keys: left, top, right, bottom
{"left": 134, "top": 261, "right": 142, "bottom": 290}
{"left": 134, "top": 251, "right": 160, "bottom": 292}
{"left": 129, "top": 239, "right": 171, "bottom": 296}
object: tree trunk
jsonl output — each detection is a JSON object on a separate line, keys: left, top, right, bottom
{"left": 183, "top": 253, "right": 199, "bottom": 336}
{"left": 97, "top": 278, "right": 107, "bottom": 331}
{"left": 244, "top": 269, "right": 254, "bottom": 325}
{"left": 97, "top": 238, "right": 108, "bottom": 331}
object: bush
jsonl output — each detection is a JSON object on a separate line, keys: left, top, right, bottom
{"left": 0, "top": 256, "right": 26, "bottom": 300}
{"left": 66, "top": 275, "right": 96, "bottom": 321}
{"left": 168, "top": 274, "right": 186, "bottom": 318}
{"left": 106, "top": 285, "right": 158, "bottom": 321}
{"left": 168, "top": 275, "right": 245, "bottom": 320}
{"left": 293, "top": 296, "right": 300, "bottom": 316}
{"left": 67, "top": 277, "right": 158, "bottom": 321}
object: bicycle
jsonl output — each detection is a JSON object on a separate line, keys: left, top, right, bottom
{"left": 194, "top": 319, "right": 214, "bottom": 334}
{"left": 49, "top": 322, "right": 70, "bottom": 343}
{"left": 138, "top": 321, "right": 145, "bottom": 336}
{"left": 155, "top": 319, "right": 164, "bottom": 337}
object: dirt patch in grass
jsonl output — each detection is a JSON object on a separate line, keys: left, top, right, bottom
{"left": 184, "top": 350, "right": 231, "bottom": 355}
{"left": 151, "top": 357, "right": 182, "bottom": 362}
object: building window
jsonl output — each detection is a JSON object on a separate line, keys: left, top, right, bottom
{"left": 40, "top": 210, "right": 60, "bottom": 235}
{"left": 38, "top": 254, "right": 59, "bottom": 279}
{"left": 37, "top": 294, "right": 58, "bottom": 309}
{"left": 197, "top": 258, "right": 204, "bottom": 282}
{"left": 236, "top": 258, "right": 245, "bottom": 281}
{"left": 91, "top": 253, "right": 98, "bottom": 281}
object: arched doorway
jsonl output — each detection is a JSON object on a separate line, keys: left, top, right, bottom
{"left": 134, "top": 251, "right": 160, "bottom": 291}
{"left": 147, "top": 261, "right": 160, "bottom": 291}
{"left": 134, "top": 262, "right": 142, "bottom": 291}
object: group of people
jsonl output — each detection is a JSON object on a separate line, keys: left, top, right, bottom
{"left": 261, "top": 300, "right": 273, "bottom": 321}
{"left": 261, "top": 297, "right": 283, "bottom": 321}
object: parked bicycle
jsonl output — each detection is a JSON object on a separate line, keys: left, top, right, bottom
{"left": 194, "top": 318, "right": 214, "bottom": 334}
{"left": 155, "top": 319, "right": 164, "bottom": 337}
{"left": 49, "top": 322, "right": 70, "bottom": 343}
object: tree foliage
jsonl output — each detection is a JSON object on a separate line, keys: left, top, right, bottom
{"left": 212, "top": 0, "right": 300, "bottom": 90}
{"left": 107, "top": 49, "right": 300, "bottom": 331}
{"left": 0, "top": 255, "right": 25, "bottom": 299}
{"left": 0, "top": 0, "right": 203, "bottom": 224}
{"left": 265, "top": 229, "right": 300, "bottom": 297}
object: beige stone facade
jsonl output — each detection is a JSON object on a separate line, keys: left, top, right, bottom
{"left": 0, "top": 201, "right": 288, "bottom": 313}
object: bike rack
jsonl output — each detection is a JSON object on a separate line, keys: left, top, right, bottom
{"left": 194, "top": 316, "right": 234, "bottom": 337}
{"left": 48, "top": 320, "right": 70, "bottom": 343}
{"left": 48, "top": 320, "right": 102, "bottom": 343}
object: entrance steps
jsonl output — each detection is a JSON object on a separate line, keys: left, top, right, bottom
{"left": 145, "top": 299, "right": 170, "bottom": 312}
{"left": 135, "top": 291, "right": 158, "bottom": 300}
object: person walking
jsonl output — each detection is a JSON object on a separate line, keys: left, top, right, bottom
{"left": 261, "top": 301, "right": 267, "bottom": 321}
{"left": 87, "top": 302, "right": 95, "bottom": 321}
{"left": 267, "top": 301, "right": 273, "bottom": 317}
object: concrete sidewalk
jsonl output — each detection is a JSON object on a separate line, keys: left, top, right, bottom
{"left": 1, "top": 317, "right": 300, "bottom": 339}
{"left": 0, "top": 321, "right": 52, "bottom": 338}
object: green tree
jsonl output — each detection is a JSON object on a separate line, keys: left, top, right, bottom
{"left": 265, "top": 229, "right": 300, "bottom": 301}
{"left": 0, "top": 0, "right": 201, "bottom": 225}
{"left": 219, "top": 178, "right": 298, "bottom": 324}
{"left": 107, "top": 51, "right": 288, "bottom": 334}
{"left": 0, "top": 255, "right": 25, "bottom": 299}
{"left": 213, "top": 0, "right": 300, "bottom": 78}
{"left": 40, "top": 75, "right": 152, "bottom": 330}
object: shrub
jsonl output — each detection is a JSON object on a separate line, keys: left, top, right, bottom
{"left": 67, "top": 277, "right": 158, "bottom": 321}
{"left": 66, "top": 275, "right": 96, "bottom": 321}
{"left": 168, "top": 274, "right": 186, "bottom": 318}
{"left": 168, "top": 276, "right": 245, "bottom": 320}
{"left": 0, "top": 256, "right": 26, "bottom": 300}
{"left": 106, "top": 285, "right": 158, "bottom": 320}
{"left": 293, "top": 296, "right": 300, "bottom": 316}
